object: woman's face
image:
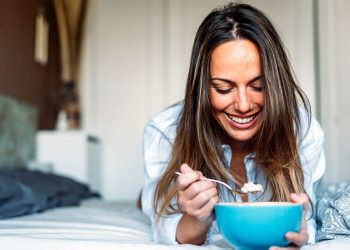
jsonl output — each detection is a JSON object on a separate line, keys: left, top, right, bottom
{"left": 210, "top": 39, "right": 265, "bottom": 148}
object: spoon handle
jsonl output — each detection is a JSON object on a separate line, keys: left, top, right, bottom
{"left": 174, "top": 171, "right": 233, "bottom": 191}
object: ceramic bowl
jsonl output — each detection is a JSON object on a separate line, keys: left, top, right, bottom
{"left": 215, "top": 202, "right": 302, "bottom": 250}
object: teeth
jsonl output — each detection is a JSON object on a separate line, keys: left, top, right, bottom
{"left": 228, "top": 114, "right": 256, "bottom": 124}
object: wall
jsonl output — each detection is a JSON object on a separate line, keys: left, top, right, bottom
{"left": 318, "top": 0, "right": 350, "bottom": 182}
{"left": 81, "top": 0, "right": 151, "bottom": 200}
{"left": 0, "top": 0, "right": 60, "bottom": 129}
{"left": 81, "top": 0, "right": 317, "bottom": 200}
{"left": 244, "top": 0, "right": 316, "bottom": 111}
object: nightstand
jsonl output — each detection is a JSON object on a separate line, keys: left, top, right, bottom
{"left": 35, "top": 130, "right": 102, "bottom": 193}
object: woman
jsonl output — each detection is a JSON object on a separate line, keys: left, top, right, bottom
{"left": 142, "top": 3, "right": 325, "bottom": 249}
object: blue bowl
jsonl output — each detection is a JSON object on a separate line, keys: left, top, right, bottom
{"left": 215, "top": 202, "right": 302, "bottom": 250}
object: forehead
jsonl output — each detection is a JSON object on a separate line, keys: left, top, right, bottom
{"left": 210, "top": 39, "right": 261, "bottom": 79}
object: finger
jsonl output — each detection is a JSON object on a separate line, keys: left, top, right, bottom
{"left": 179, "top": 163, "right": 203, "bottom": 177}
{"left": 290, "top": 193, "right": 309, "bottom": 214}
{"left": 289, "top": 193, "right": 310, "bottom": 245}
{"left": 285, "top": 231, "right": 308, "bottom": 247}
{"left": 180, "top": 163, "right": 193, "bottom": 174}
{"left": 285, "top": 214, "right": 308, "bottom": 246}
{"left": 284, "top": 214, "right": 308, "bottom": 247}
{"left": 269, "top": 246, "right": 299, "bottom": 250}
{"left": 179, "top": 179, "right": 216, "bottom": 201}
{"left": 180, "top": 163, "right": 204, "bottom": 180}
{"left": 176, "top": 166, "right": 202, "bottom": 191}
{"left": 189, "top": 186, "right": 218, "bottom": 211}
{"left": 284, "top": 212, "right": 308, "bottom": 247}
{"left": 191, "top": 195, "right": 219, "bottom": 223}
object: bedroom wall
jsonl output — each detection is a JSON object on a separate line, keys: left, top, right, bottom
{"left": 0, "top": 0, "right": 60, "bottom": 130}
{"left": 317, "top": 0, "right": 350, "bottom": 183}
{"left": 80, "top": 0, "right": 316, "bottom": 200}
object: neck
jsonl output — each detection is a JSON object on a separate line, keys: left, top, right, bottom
{"left": 230, "top": 143, "right": 249, "bottom": 156}
{"left": 218, "top": 130, "right": 257, "bottom": 155}
{"left": 228, "top": 139, "right": 256, "bottom": 156}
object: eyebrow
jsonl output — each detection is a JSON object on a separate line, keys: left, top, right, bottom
{"left": 211, "top": 75, "right": 264, "bottom": 85}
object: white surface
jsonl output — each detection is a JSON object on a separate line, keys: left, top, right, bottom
{"left": 36, "top": 130, "right": 102, "bottom": 193}
{"left": 0, "top": 200, "right": 348, "bottom": 250}
{"left": 303, "top": 239, "right": 350, "bottom": 250}
{"left": 0, "top": 200, "right": 225, "bottom": 250}
{"left": 318, "top": 0, "right": 350, "bottom": 183}
{"left": 80, "top": 0, "right": 149, "bottom": 201}
{"left": 243, "top": 0, "right": 316, "bottom": 111}
{"left": 80, "top": 0, "right": 317, "bottom": 201}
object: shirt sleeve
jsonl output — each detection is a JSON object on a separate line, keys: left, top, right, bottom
{"left": 141, "top": 119, "right": 182, "bottom": 244}
{"left": 299, "top": 114, "right": 326, "bottom": 244}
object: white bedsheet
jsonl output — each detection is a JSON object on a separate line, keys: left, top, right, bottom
{"left": 0, "top": 200, "right": 225, "bottom": 250}
{"left": 0, "top": 199, "right": 348, "bottom": 250}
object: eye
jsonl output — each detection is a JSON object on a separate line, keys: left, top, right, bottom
{"left": 249, "top": 81, "right": 264, "bottom": 92}
{"left": 249, "top": 77, "right": 265, "bottom": 92}
{"left": 251, "top": 86, "right": 264, "bottom": 92}
{"left": 214, "top": 88, "right": 232, "bottom": 94}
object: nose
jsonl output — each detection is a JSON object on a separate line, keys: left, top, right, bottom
{"left": 234, "top": 88, "right": 252, "bottom": 113}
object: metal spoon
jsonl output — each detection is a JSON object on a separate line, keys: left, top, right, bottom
{"left": 174, "top": 171, "right": 262, "bottom": 196}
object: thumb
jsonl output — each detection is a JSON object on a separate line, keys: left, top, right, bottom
{"left": 291, "top": 193, "right": 309, "bottom": 214}
{"left": 180, "top": 163, "right": 193, "bottom": 174}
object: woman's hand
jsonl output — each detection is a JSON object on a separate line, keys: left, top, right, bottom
{"left": 176, "top": 163, "right": 219, "bottom": 223}
{"left": 269, "top": 193, "right": 310, "bottom": 250}
{"left": 175, "top": 163, "right": 219, "bottom": 244}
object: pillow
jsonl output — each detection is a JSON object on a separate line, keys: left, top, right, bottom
{"left": 0, "top": 169, "right": 100, "bottom": 219}
{"left": 0, "top": 175, "right": 41, "bottom": 219}
{"left": 316, "top": 181, "right": 350, "bottom": 241}
{"left": 0, "top": 95, "right": 38, "bottom": 168}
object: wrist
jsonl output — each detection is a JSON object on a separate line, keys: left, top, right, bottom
{"left": 201, "top": 211, "right": 215, "bottom": 225}
{"left": 176, "top": 213, "right": 213, "bottom": 245}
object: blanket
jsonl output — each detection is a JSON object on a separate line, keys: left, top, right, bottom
{"left": 316, "top": 181, "right": 350, "bottom": 241}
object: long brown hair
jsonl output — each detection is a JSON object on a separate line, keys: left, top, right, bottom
{"left": 154, "top": 3, "right": 312, "bottom": 219}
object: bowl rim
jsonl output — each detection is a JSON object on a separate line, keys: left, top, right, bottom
{"left": 215, "top": 201, "right": 302, "bottom": 207}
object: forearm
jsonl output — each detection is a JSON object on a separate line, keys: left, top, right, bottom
{"left": 176, "top": 213, "right": 213, "bottom": 245}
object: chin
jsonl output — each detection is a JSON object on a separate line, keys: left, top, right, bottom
{"left": 228, "top": 130, "right": 258, "bottom": 143}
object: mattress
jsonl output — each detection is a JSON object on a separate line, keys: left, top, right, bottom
{"left": 0, "top": 199, "right": 226, "bottom": 250}
{"left": 0, "top": 199, "right": 349, "bottom": 250}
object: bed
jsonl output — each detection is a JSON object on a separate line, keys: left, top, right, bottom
{"left": 0, "top": 197, "right": 350, "bottom": 250}
{"left": 0, "top": 94, "right": 349, "bottom": 249}
{"left": 0, "top": 199, "right": 226, "bottom": 250}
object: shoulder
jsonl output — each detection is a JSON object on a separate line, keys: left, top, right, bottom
{"left": 298, "top": 107, "right": 324, "bottom": 150}
{"left": 144, "top": 102, "right": 183, "bottom": 142}
{"left": 298, "top": 107, "right": 326, "bottom": 182}
{"left": 148, "top": 102, "right": 183, "bottom": 130}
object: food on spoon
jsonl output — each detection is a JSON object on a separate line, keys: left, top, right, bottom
{"left": 241, "top": 182, "right": 263, "bottom": 193}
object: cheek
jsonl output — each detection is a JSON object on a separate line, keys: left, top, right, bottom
{"left": 252, "top": 93, "right": 265, "bottom": 107}
{"left": 259, "top": 95, "right": 265, "bottom": 106}
{"left": 210, "top": 91, "right": 232, "bottom": 110}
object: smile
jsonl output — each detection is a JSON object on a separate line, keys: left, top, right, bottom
{"left": 226, "top": 112, "right": 260, "bottom": 124}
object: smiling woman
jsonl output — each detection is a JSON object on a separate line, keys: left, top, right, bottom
{"left": 141, "top": 3, "right": 325, "bottom": 249}
{"left": 210, "top": 39, "right": 264, "bottom": 146}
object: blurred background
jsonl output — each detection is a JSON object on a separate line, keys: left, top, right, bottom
{"left": 0, "top": 0, "right": 349, "bottom": 201}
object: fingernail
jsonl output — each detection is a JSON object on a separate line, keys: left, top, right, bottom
{"left": 285, "top": 232, "right": 293, "bottom": 239}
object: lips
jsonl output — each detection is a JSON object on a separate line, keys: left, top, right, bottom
{"left": 225, "top": 110, "right": 261, "bottom": 126}
{"left": 225, "top": 109, "right": 262, "bottom": 129}
{"left": 227, "top": 114, "right": 256, "bottom": 124}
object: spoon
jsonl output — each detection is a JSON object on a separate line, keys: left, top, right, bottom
{"left": 174, "top": 171, "right": 262, "bottom": 196}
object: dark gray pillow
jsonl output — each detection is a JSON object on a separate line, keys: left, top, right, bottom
{"left": 0, "top": 175, "right": 41, "bottom": 219}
